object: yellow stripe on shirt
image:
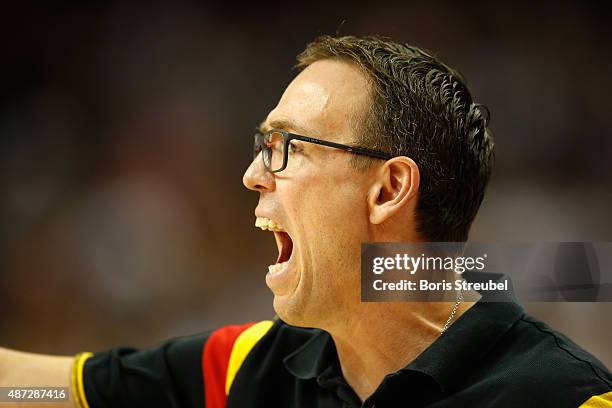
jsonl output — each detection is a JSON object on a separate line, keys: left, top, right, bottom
{"left": 71, "top": 352, "right": 93, "bottom": 408}
{"left": 225, "top": 320, "right": 274, "bottom": 395}
{"left": 580, "top": 391, "right": 612, "bottom": 407}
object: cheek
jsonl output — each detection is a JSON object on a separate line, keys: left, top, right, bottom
{"left": 294, "top": 181, "right": 363, "bottom": 229}
{"left": 295, "top": 179, "right": 368, "bottom": 253}
{"left": 280, "top": 165, "right": 370, "bottom": 255}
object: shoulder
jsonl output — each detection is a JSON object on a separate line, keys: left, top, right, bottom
{"left": 517, "top": 314, "right": 611, "bottom": 386}
{"left": 217, "top": 318, "right": 321, "bottom": 374}
{"left": 204, "top": 318, "right": 318, "bottom": 367}
{"left": 489, "top": 313, "right": 611, "bottom": 407}
{"left": 204, "top": 319, "right": 320, "bottom": 405}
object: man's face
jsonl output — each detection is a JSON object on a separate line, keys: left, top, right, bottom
{"left": 243, "top": 59, "right": 376, "bottom": 328}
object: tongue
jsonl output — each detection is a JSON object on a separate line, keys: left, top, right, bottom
{"left": 276, "top": 232, "right": 293, "bottom": 263}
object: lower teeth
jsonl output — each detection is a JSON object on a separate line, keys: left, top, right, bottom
{"left": 268, "top": 261, "right": 289, "bottom": 274}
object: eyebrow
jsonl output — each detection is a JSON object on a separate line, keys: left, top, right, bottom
{"left": 257, "top": 119, "right": 316, "bottom": 136}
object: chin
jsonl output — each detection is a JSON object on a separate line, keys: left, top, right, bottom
{"left": 272, "top": 295, "right": 313, "bottom": 328}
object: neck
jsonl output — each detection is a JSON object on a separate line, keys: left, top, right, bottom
{"left": 324, "top": 300, "right": 475, "bottom": 402}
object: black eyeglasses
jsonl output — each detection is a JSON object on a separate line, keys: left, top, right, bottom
{"left": 253, "top": 129, "right": 392, "bottom": 173}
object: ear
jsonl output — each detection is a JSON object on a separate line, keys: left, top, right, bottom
{"left": 367, "top": 157, "right": 420, "bottom": 225}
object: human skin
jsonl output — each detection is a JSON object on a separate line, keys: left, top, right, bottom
{"left": 244, "top": 59, "right": 383, "bottom": 329}
{"left": 0, "top": 347, "right": 74, "bottom": 407}
{"left": 243, "top": 59, "right": 475, "bottom": 401}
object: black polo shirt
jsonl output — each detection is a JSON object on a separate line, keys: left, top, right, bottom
{"left": 81, "top": 282, "right": 612, "bottom": 407}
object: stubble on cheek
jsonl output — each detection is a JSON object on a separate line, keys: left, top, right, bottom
{"left": 278, "top": 160, "right": 367, "bottom": 325}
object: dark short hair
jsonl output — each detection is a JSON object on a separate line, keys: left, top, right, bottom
{"left": 296, "top": 35, "right": 494, "bottom": 242}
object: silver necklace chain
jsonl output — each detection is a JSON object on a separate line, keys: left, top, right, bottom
{"left": 441, "top": 289, "right": 463, "bottom": 334}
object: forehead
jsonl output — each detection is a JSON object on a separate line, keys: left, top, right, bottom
{"left": 264, "top": 59, "right": 370, "bottom": 142}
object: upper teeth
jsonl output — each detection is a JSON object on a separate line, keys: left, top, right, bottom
{"left": 255, "top": 217, "right": 285, "bottom": 232}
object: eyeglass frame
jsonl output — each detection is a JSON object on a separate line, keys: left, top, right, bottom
{"left": 254, "top": 128, "right": 393, "bottom": 173}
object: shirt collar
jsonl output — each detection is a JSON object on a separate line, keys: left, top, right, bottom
{"left": 283, "top": 329, "right": 336, "bottom": 380}
{"left": 283, "top": 272, "right": 525, "bottom": 393}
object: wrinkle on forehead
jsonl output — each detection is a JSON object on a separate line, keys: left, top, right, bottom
{"left": 266, "top": 59, "right": 369, "bottom": 142}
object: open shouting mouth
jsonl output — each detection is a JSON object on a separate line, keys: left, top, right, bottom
{"left": 255, "top": 217, "right": 294, "bottom": 276}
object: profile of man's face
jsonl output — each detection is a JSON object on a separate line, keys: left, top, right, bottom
{"left": 243, "top": 59, "right": 377, "bottom": 329}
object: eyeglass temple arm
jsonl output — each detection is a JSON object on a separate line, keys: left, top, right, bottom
{"left": 289, "top": 134, "right": 392, "bottom": 160}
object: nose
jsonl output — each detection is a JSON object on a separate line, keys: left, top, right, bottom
{"left": 243, "top": 153, "right": 275, "bottom": 192}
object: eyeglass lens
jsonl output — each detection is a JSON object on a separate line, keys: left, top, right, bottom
{"left": 254, "top": 131, "right": 285, "bottom": 172}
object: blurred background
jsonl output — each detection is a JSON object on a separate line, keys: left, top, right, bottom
{"left": 1, "top": 1, "right": 610, "bottom": 367}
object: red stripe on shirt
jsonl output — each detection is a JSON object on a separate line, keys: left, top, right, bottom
{"left": 202, "top": 323, "right": 255, "bottom": 408}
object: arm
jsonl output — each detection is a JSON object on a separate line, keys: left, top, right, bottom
{"left": 0, "top": 320, "right": 273, "bottom": 408}
{"left": 0, "top": 347, "right": 76, "bottom": 407}
{"left": 0, "top": 333, "right": 210, "bottom": 408}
